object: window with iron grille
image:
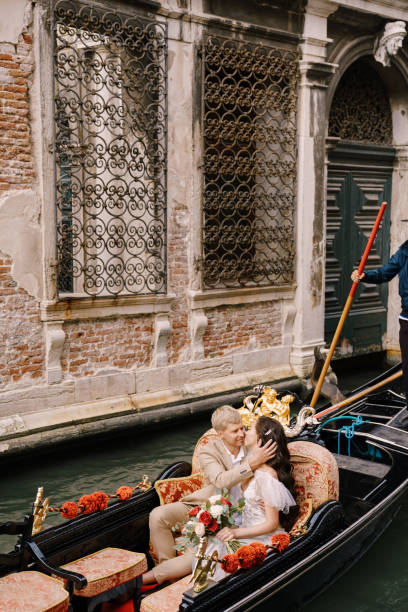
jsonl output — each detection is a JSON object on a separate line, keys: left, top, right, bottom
{"left": 53, "top": 0, "right": 167, "bottom": 297}
{"left": 201, "top": 35, "right": 298, "bottom": 289}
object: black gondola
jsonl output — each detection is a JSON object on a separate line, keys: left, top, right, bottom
{"left": 0, "top": 373, "right": 407, "bottom": 611}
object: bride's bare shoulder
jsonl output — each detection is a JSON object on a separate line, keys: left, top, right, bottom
{"left": 257, "top": 465, "right": 278, "bottom": 480}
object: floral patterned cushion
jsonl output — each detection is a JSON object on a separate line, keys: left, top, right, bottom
{"left": 140, "top": 574, "right": 192, "bottom": 612}
{"left": 154, "top": 473, "right": 204, "bottom": 505}
{"left": 288, "top": 441, "right": 339, "bottom": 510}
{"left": 289, "top": 498, "right": 313, "bottom": 538}
{"left": 0, "top": 571, "right": 69, "bottom": 612}
{"left": 191, "top": 428, "right": 218, "bottom": 474}
{"left": 60, "top": 548, "right": 147, "bottom": 597}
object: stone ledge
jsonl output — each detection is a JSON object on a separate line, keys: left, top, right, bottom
{"left": 0, "top": 363, "right": 298, "bottom": 456}
{"left": 40, "top": 294, "right": 176, "bottom": 322}
{"left": 188, "top": 286, "right": 295, "bottom": 309}
{"left": 0, "top": 372, "right": 302, "bottom": 458}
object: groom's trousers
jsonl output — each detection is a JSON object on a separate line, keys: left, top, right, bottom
{"left": 149, "top": 501, "right": 192, "bottom": 583}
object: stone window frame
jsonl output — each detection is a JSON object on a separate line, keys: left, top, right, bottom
{"left": 35, "top": 0, "right": 175, "bottom": 322}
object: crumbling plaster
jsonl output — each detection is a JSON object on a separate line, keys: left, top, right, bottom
{"left": 0, "top": 0, "right": 31, "bottom": 45}
{"left": 0, "top": 190, "right": 43, "bottom": 299}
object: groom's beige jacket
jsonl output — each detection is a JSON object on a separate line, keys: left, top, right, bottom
{"left": 181, "top": 437, "right": 253, "bottom": 505}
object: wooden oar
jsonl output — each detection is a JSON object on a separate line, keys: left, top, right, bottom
{"left": 310, "top": 201, "right": 388, "bottom": 408}
{"left": 314, "top": 368, "right": 403, "bottom": 420}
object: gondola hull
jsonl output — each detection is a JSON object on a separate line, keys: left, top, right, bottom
{"left": 0, "top": 387, "right": 407, "bottom": 611}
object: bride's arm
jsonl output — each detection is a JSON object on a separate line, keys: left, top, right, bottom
{"left": 217, "top": 504, "right": 279, "bottom": 541}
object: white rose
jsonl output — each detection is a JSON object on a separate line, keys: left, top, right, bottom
{"left": 195, "top": 522, "right": 205, "bottom": 537}
{"left": 209, "top": 495, "right": 222, "bottom": 505}
{"left": 210, "top": 504, "right": 224, "bottom": 518}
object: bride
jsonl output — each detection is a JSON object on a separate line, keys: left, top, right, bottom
{"left": 201, "top": 415, "right": 298, "bottom": 580}
{"left": 142, "top": 415, "right": 298, "bottom": 586}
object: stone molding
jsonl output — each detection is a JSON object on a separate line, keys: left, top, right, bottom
{"left": 151, "top": 313, "right": 172, "bottom": 367}
{"left": 188, "top": 286, "right": 296, "bottom": 310}
{"left": 40, "top": 295, "right": 176, "bottom": 322}
{"left": 190, "top": 308, "right": 208, "bottom": 361}
{"left": 44, "top": 321, "right": 65, "bottom": 384}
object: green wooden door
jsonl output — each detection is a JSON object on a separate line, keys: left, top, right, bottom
{"left": 325, "top": 142, "right": 394, "bottom": 356}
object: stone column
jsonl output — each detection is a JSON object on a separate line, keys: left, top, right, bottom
{"left": 290, "top": 0, "right": 338, "bottom": 376}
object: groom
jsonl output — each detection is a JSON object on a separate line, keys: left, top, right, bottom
{"left": 148, "top": 404, "right": 276, "bottom": 584}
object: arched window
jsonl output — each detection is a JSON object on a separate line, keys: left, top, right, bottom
{"left": 328, "top": 58, "right": 392, "bottom": 144}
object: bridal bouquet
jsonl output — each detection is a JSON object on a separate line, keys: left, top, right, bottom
{"left": 174, "top": 489, "right": 244, "bottom": 553}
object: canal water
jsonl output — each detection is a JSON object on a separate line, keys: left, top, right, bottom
{"left": 0, "top": 359, "right": 407, "bottom": 611}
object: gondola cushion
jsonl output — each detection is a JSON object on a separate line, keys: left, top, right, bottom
{"left": 140, "top": 574, "right": 192, "bottom": 612}
{"left": 154, "top": 473, "right": 204, "bottom": 505}
{"left": 59, "top": 548, "right": 147, "bottom": 597}
{"left": 289, "top": 498, "right": 313, "bottom": 537}
{"left": 288, "top": 441, "right": 339, "bottom": 509}
{"left": 0, "top": 570, "right": 69, "bottom": 612}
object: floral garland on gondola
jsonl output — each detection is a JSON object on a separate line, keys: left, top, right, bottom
{"left": 48, "top": 478, "right": 150, "bottom": 520}
{"left": 219, "top": 533, "right": 290, "bottom": 574}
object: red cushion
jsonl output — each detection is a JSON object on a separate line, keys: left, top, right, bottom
{"left": 60, "top": 548, "right": 147, "bottom": 597}
{"left": 154, "top": 473, "right": 204, "bottom": 505}
{"left": 140, "top": 574, "right": 192, "bottom": 612}
{"left": 0, "top": 571, "right": 69, "bottom": 612}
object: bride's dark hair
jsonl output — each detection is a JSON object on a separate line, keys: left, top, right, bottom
{"left": 255, "top": 416, "right": 299, "bottom": 531}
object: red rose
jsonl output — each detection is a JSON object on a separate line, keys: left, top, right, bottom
{"left": 189, "top": 506, "right": 200, "bottom": 517}
{"left": 221, "top": 497, "right": 232, "bottom": 507}
{"left": 208, "top": 519, "right": 219, "bottom": 533}
{"left": 199, "top": 511, "right": 212, "bottom": 526}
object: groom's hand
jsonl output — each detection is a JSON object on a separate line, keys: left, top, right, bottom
{"left": 248, "top": 439, "right": 277, "bottom": 471}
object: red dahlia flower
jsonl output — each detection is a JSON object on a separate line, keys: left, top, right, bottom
{"left": 270, "top": 533, "right": 290, "bottom": 552}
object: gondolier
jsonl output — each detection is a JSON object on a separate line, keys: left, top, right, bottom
{"left": 351, "top": 225, "right": 408, "bottom": 420}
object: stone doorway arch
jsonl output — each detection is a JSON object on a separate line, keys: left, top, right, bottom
{"left": 325, "top": 56, "right": 395, "bottom": 357}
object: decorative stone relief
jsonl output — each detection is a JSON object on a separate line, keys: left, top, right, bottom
{"left": 374, "top": 21, "right": 407, "bottom": 67}
{"left": 151, "top": 314, "right": 171, "bottom": 367}
{"left": 190, "top": 309, "right": 208, "bottom": 361}
{"left": 44, "top": 321, "right": 65, "bottom": 384}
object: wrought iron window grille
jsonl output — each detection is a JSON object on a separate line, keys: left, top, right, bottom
{"left": 329, "top": 59, "right": 392, "bottom": 145}
{"left": 53, "top": 0, "right": 167, "bottom": 297}
{"left": 200, "top": 35, "right": 298, "bottom": 290}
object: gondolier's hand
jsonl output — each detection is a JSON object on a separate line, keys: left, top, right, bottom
{"left": 351, "top": 270, "right": 365, "bottom": 283}
{"left": 216, "top": 527, "right": 237, "bottom": 542}
{"left": 248, "top": 439, "right": 277, "bottom": 471}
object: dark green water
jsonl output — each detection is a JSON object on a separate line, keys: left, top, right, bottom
{"left": 0, "top": 360, "right": 407, "bottom": 610}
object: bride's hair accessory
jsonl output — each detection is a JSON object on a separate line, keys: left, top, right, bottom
{"left": 264, "top": 429, "right": 272, "bottom": 435}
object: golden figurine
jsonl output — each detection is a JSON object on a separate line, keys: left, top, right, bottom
{"left": 32, "top": 487, "right": 49, "bottom": 535}
{"left": 193, "top": 551, "right": 219, "bottom": 593}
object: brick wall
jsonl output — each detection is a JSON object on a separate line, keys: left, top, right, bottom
{"left": 203, "top": 302, "right": 282, "bottom": 359}
{"left": 0, "top": 251, "right": 44, "bottom": 389}
{"left": 0, "top": 34, "right": 34, "bottom": 191}
{"left": 167, "top": 201, "right": 190, "bottom": 364}
{"left": 0, "top": 27, "right": 44, "bottom": 391}
{"left": 61, "top": 316, "right": 153, "bottom": 377}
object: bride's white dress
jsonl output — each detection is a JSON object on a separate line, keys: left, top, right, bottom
{"left": 196, "top": 469, "right": 297, "bottom": 581}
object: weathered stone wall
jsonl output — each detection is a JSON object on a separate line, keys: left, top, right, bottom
{"left": 0, "top": 251, "right": 44, "bottom": 389}
{"left": 0, "top": 1, "right": 44, "bottom": 393}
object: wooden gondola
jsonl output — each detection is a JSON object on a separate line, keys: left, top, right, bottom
{"left": 0, "top": 367, "right": 407, "bottom": 612}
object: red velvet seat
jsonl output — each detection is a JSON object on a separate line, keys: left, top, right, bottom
{"left": 0, "top": 570, "right": 69, "bottom": 612}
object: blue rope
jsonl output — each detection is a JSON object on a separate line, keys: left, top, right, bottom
{"left": 317, "top": 415, "right": 368, "bottom": 456}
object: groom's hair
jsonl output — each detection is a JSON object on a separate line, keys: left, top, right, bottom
{"left": 211, "top": 405, "right": 241, "bottom": 431}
